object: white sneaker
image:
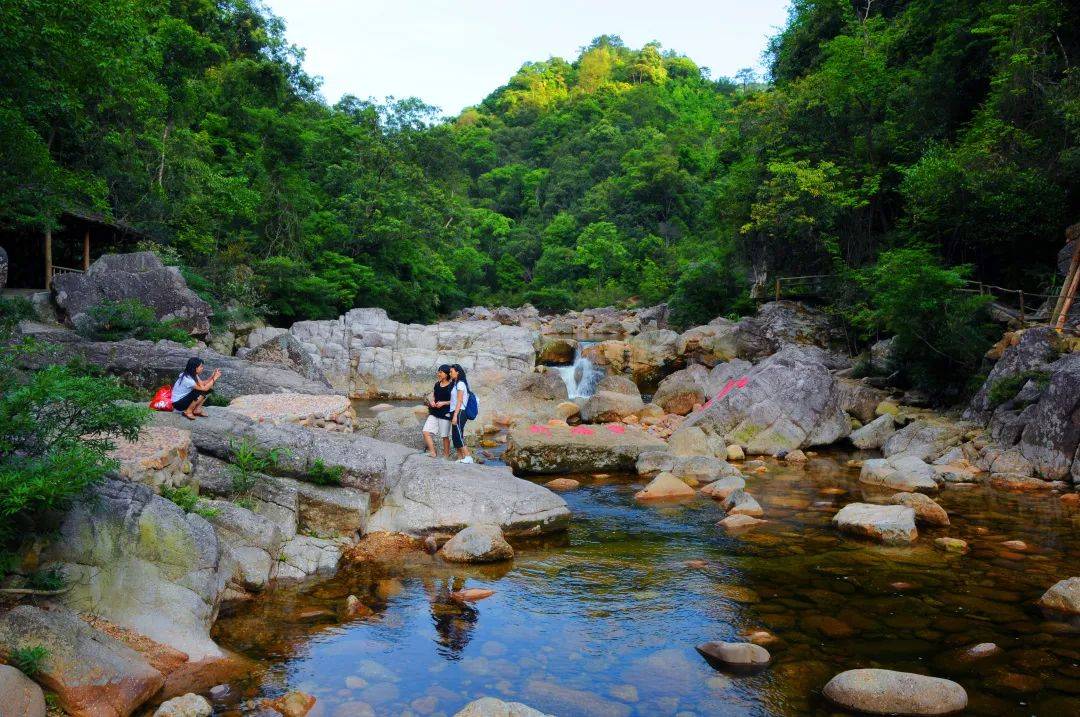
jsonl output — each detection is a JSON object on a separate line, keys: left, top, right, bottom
{"left": 456, "top": 456, "right": 474, "bottom": 464}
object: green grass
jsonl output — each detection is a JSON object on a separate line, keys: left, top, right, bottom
{"left": 26, "top": 568, "right": 65, "bottom": 592}
{"left": 307, "top": 459, "right": 344, "bottom": 486}
{"left": 987, "top": 370, "right": 1052, "bottom": 408}
{"left": 10, "top": 645, "right": 49, "bottom": 676}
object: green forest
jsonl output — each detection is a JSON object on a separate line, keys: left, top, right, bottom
{"left": 2, "top": 0, "right": 1078, "bottom": 336}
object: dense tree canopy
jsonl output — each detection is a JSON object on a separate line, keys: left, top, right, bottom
{"left": 1, "top": 0, "right": 1077, "bottom": 332}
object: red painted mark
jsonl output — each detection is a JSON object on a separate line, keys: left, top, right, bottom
{"left": 605, "top": 424, "right": 627, "bottom": 434}
{"left": 714, "top": 375, "right": 749, "bottom": 401}
{"left": 571, "top": 426, "right": 595, "bottom": 436}
{"left": 529, "top": 424, "right": 552, "bottom": 435}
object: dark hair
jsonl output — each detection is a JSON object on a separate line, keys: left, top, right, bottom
{"left": 450, "top": 363, "right": 468, "bottom": 389}
{"left": 437, "top": 364, "right": 451, "bottom": 376}
{"left": 182, "top": 357, "right": 203, "bottom": 379}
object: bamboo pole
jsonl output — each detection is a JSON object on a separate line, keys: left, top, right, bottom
{"left": 775, "top": 278, "right": 781, "bottom": 302}
{"left": 1056, "top": 260, "right": 1080, "bottom": 332}
{"left": 1053, "top": 235, "right": 1080, "bottom": 329}
{"left": 44, "top": 229, "right": 52, "bottom": 289}
{"left": 83, "top": 230, "right": 90, "bottom": 270}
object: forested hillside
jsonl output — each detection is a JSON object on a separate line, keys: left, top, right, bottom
{"left": 2, "top": 0, "right": 1078, "bottom": 338}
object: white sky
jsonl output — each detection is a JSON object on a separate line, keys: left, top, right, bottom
{"left": 263, "top": 0, "right": 791, "bottom": 116}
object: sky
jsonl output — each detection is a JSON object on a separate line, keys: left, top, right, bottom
{"left": 262, "top": 0, "right": 791, "bottom": 116}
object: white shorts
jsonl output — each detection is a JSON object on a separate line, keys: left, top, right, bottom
{"left": 423, "top": 415, "right": 451, "bottom": 439}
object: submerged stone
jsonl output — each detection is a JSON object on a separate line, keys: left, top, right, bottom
{"left": 832, "top": 503, "right": 917, "bottom": 545}
{"left": 695, "top": 641, "right": 771, "bottom": 672}
{"left": 822, "top": 668, "right": 967, "bottom": 715}
{"left": 1038, "top": 576, "right": 1080, "bottom": 615}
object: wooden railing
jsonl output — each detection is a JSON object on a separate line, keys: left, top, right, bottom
{"left": 50, "top": 265, "right": 85, "bottom": 278}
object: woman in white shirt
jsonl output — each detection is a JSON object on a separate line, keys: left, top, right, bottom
{"left": 172, "top": 357, "right": 221, "bottom": 420}
{"left": 448, "top": 363, "right": 473, "bottom": 463}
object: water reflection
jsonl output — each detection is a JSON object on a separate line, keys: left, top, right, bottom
{"left": 209, "top": 453, "right": 1080, "bottom": 716}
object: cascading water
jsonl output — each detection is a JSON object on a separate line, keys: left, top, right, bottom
{"left": 557, "top": 341, "right": 602, "bottom": 399}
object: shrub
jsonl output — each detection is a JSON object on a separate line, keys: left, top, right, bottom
{"left": 227, "top": 439, "right": 288, "bottom": 500}
{"left": 852, "top": 247, "right": 996, "bottom": 399}
{"left": 10, "top": 645, "right": 49, "bottom": 676}
{"left": 0, "top": 297, "right": 34, "bottom": 331}
{"left": 668, "top": 247, "right": 754, "bottom": 330}
{"left": 26, "top": 568, "right": 65, "bottom": 592}
{"left": 987, "top": 370, "right": 1051, "bottom": 408}
{"left": 160, "top": 484, "right": 220, "bottom": 519}
{"left": 76, "top": 299, "right": 194, "bottom": 345}
{"left": 307, "top": 459, "right": 344, "bottom": 486}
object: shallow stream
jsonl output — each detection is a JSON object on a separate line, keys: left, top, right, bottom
{"left": 211, "top": 455, "right": 1080, "bottom": 716}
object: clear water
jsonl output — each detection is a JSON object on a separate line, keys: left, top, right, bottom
{"left": 556, "top": 341, "right": 602, "bottom": 399}
{"left": 210, "top": 455, "right": 1080, "bottom": 716}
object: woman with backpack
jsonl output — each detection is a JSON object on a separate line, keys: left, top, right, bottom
{"left": 448, "top": 363, "right": 474, "bottom": 464}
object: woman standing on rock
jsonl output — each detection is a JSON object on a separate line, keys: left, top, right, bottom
{"left": 449, "top": 364, "right": 473, "bottom": 464}
{"left": 423, "top": 364, "right": 453, "bottom": 458}
{"left": 172, "top": 357, "right": 220, "bottom": 420}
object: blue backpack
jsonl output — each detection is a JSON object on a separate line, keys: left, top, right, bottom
{"left": 463, "top": 382, "right": 479, "bottom": 420}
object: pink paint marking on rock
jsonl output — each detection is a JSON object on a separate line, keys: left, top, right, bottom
{"left": 529, "top": 424, "right": 552, "bottom": 435}
{"left": 571, "top": 426, "right": 595, "bottom": 435}
{"left": 605, "top": 423, "right": 627, "bottom": 434}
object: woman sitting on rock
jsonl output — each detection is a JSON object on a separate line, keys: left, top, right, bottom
{"left": 423, "top": 364, "right": 453, "bottom": 458}
{"left": 448, "top": 363, "right": 473, "bottom": 464}
{"left": 172, "top": 357, "right": 220, "bottom": 420}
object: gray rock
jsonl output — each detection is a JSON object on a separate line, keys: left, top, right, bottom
{"left": 41, "top": 478, "right": 229, "bottom": 660}
{"left": 0, "top": 605, "right": 163, "bottom": 716}
{"left": 668, "top": 426, "right": 713, "bottom": 456}
{"left": 869, "top": 336, "right": 897, "bottom": 374}
{"left": 0, "top": 664, "right": 45, "bottom": 717}
{"left": 246, "top": 326, "right": 288, "bottom": 348}
{"left": 891, "top": 492, "right": 950, "bottom": 526}
{"left": 203, "top": 499, "right": 285, "bottom": 591}
{"left": 439, "top": 524, "right": 514, "bottom": 563}
{"left": 582, "top": 390, "right": 644, "bottom": 423}
{"left": 627, "top": 329, "right": 681, "bottom": 382}
{"left": 454, "top": 697, "right": 553, "bottom": 717}
{"left": 1037, "top": 576, "right": 1080, "bottom": 615}
{"left": 15, "top": 322, "right": 336, "bottom": 400}
{"left": 653, "top": 365, "right": 710, "bottom": 415}
{"left": 823, "top": 668, "right": 968, "bottom": 715}
{"left": 505, "top": 422, "right": 667, "bottom": 475}
{"left": 860, "top": 455, "right": 939, "bottom": 493}
{"left": 695, "top": 641, "right": 771, "bottom": 672}
{"left": 150, "top": 407, "right": 571, "bottom": 537}
{"left": 850, "top": 414, "right": 896, "bottom": 450}
{"left": 965, "top": 327, "right": 1059, "bottom": 422}
{"left": 596, "top": 374, "right": 641, "bottom": 397}
{"left": 722, "top": 489, "right": 763, "bottom": 517}
{"left": 832, "top": 503, "right": 918, "bottom": 545}
{"left": 154, "top": 693, "right": 213, "bottom": 717}
{"left": 836, "top": 378, "right": 890, "bottom": 424}
{"left": 277, "top": 534, "right": 346, "bottom": 580}
{"left": 52, "top": 251, "right": 213, "bottom": 336}
{"left": 882, "top": 420, "right": 965, "bottom": 462}
{"left": 292, "top": 480, "right": 370, "bottom": 537}
{"left": 1015, "top": 353, "right": 1080, "bottom": 480}
{"left": 683, "top": 346, "right": 851, "bottom": 454}
{"left": 246, "top": 332, "right": 332, "bottom": 387}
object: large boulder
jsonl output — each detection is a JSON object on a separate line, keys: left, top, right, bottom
{"left": 581, "top": 390, "right": 644, "bottom": 423}
{"left": 504, "top": 422, "right": 667, "bottom": 474}
{"left": 15, "top": 322, "right": 335, "bottom": 400}
{"left": 860, "top": 455, "right": 939, "bottom": 493}
{"left": 822, "top": 669, "right": 967, "bottom": 715}
{"left": 0, "top": 605, "right": 164, "bottom": 717}
{"left": 151, "top": 408, "right": 570, "bottom": 537}
{"left": 276, "top": 535, "right": 347, "bottom": 580}
{"left": 52, "top": 252, "right": 213, "bottom": 336}
{"left": 850, "top": 414, "right": 896, "bottom": 450}
{"left": 201, "top": 499, "right": 285, "bottom": 591}
{"left": 41, "top": 478, "right": 230, "bottom": 661}
{"left": 836, "top": 378, "right": 890, "bottom": 425}
{"left": 226, "top": 393, "right": 355, "bottom": 432}
{"left": 832, "top": 503, "right": 918, "bottom": 545}
{"left": 1012, "top": 352, "right": 1080, "bottom": 481}
{"left": 626, "top": 329, "right": 681, "bottom": 381}
{"left": 964, "top": 327, "right": 1060, "bottom": 422}
{"left": 244, "top": 332, "right": 332, "bottom": 387}
{"left": 653, "top": 365, "right": 710, "bottom": 415}
{"left": 0, "top": 664, "right": 46, "bottom": 717}
{"left": 1038, "top": 577, "right": 1080, "bottom": 615}
{"left": 682, "top": 346, "right": 851, "bottom": 455}
{"left": 536, "top": 337, "right": 576, "bottom": 365}
{"left": 881, "top": 420, "right": 965, "bottom": 462}
{"left": 439, "top": 524, "right": 514, "bottom": 563}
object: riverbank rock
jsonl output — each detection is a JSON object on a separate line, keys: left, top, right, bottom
{"left": 682, "top": 346, "right": 851, "bottom": 455}
{"left": 227, "top": 393, "right": 355, "bottom": 432}
{"left": 652, "top": 365, "right": 710, "bottom": 415}
{"left": 545, "top": 478, "right": 580, "bottom": 491}
{"left": 965, "top": 327, "right": 1060, "bottom": 422}
{"left": 41, "top": 478, "right": 229, "bottom": 661}
{"left": 15, "top": 322, "right": 335, "bottom": 399}
{"left": 245, "top": 332, "right": 331, "bottom": 387}
{"left": 635, "top": 451, "right": 741, "bottom": 482}
{"left": 202, "top": 499, "right": 284, "bottom": 591}
{"left": 850, "top": 414, "right": 896, "bottom": 450}
{"left": 277, "top": 535, "right": 347, "bottom": 580}
{"left": 0, "top": 664, "right": 46, "bottom": 717}
{"left": 701, "top": 476, "right": 746, "bottom": 500}
{"left": 154, "top": 693, "right": 213, "bottom": 716}
{"left": 582, "top": 390, "right": 644, "bottom": 423}
{"left": 52, "top": 252, "right": 213, "bottom": 336}
{"left": 0, "top": 605, "right": 164, "bottom": 717}
{"left": 440, "top": 524, "right": 514, "bottom": 563}
{"left": 860, "top": 455, "right": 939, "bottom": 493}
{"left": 837, "top": 378, "right": 890, "bottom": 424}
{"left": 832, "top": 503, "right": 918, "bottom": 545}
{"left": 454, "top": 697, "right": 553, "bottom": 717}
{"left": 822, "top": 668, "right": 968, "bottom": 715}
{"left": 1037, "top": 577, "right": 1080, "bottom": 615}
{"left": 891, "top": 492, "right": 949, "bottom": 526}
{"left": 634, "top": 472, "right": 696, "bottom": 500}
{"left": 718, "top": 514, "right": 767, "bottom": 532}
{"left": 504, "top": 422, "right": 666, "bottom": 474}
{"left": 537, "top": 337, "right": 576, "bottom": 365}
{"left": 151, "top": 408, "right": 570, "bottom": 537}
{"left": 882, "top": 420, "right": 966, "bottom": 462}
{"left": 695, "top": 642, "right": 771, "bottom": 672}
{"left": 722, "top": 489, "right": 764, "bottom": 517}
{"left": 108, "top": 425, "right": 196, "bottom": 490}
{"left": 291, "top": 307, "right": 536, "bottom": 396}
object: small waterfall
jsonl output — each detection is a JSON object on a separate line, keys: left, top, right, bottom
{"left": 557, "top": 341, "right": 602, "bottom": 399}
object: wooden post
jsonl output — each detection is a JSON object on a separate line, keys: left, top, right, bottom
{"left": 83, "top": 230, "right": 90, "bottom": 270}
{"left": 44, "top": 230, "right": 52, "bottom": 289}
{"left": 775, "top": 278, "right": 781, "bottom": 302}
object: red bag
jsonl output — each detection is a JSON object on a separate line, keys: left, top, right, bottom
{"left": 150, "top": 385, "right": 174, "bottom": 412}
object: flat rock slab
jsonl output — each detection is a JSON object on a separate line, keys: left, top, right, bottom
{"left": 504, "top": 422, "right": 667, "bottom": 475}
{"left": 832, "top": 503, "right": 918, "bottom": 545}
{"left": 860, "top": 456, "right": 939, "bottom": 494}
{"left": 0, "top": 605, "right": 164, "bottom": 717}
{"left": 227, "top": 393, "right": 355, "bottom": 432}
{"left": 823, "top": 668, "right": 968, "bottom": 715}
{"left": 109, "top": 425, "right": 195, "bottom": 489}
